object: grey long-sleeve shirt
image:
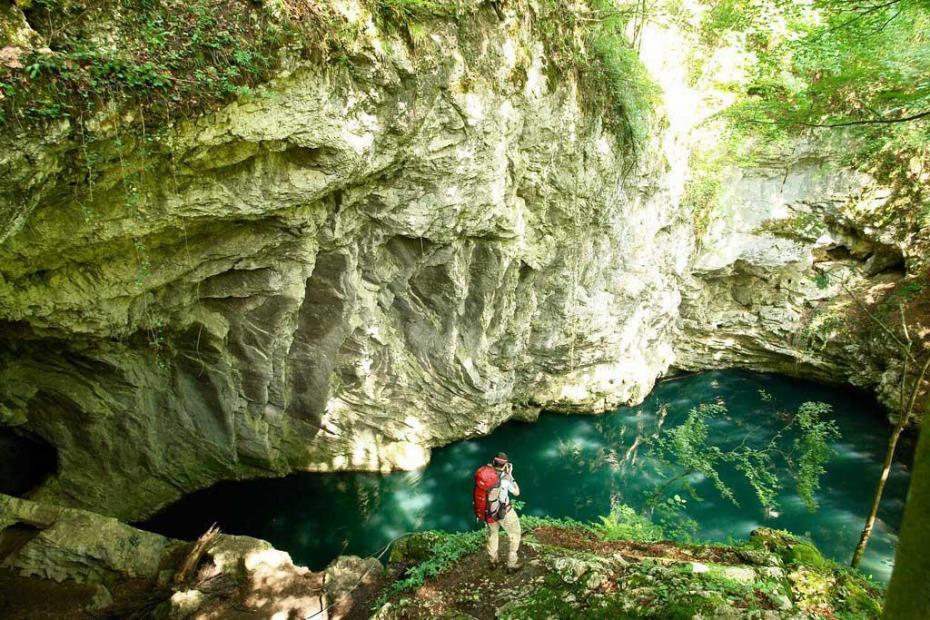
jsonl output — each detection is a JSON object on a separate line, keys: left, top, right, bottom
{"left": 499, "top": 472, "right": 520, "bottom": 505}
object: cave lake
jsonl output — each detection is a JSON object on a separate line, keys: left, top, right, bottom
{"left": 143, "top": 370, "right": 911, "bottom": 583}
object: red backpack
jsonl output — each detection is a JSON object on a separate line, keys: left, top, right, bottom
{"left": 473, "top": 465, "right": 509, "bottom": 523}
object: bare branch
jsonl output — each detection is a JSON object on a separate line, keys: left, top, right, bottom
{"left": 905, "top": 352, "right": 930, "bottom": 424}
{"left": 900, "top": 303, "right": 912, "bottom": 348}
{"left": 836, "top": 276, "right": 914, "bottom": 358}
{"left": 794, "top": 109, "right": 930, "bottom": 128}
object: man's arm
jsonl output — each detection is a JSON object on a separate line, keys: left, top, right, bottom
{"left": 503, "top": 463, "right": 520, "bottom": 496}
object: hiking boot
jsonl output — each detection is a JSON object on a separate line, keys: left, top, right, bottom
{"left": 506, "top": 562, "right": 524, "bottom": 573}
{"left": 488, "top": 557, "right": 500, "bottom": 569}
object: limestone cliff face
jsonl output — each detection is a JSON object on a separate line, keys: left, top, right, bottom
{"left": 0, "top": 2, "right": 919, "bottom": 523}
{"left": 0, "top": 4, "right": 690, "bottom": 519}
{"left": 675, "top": 148, "right": 915, "bottom": 413}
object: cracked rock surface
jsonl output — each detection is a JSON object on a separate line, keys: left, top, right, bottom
{"left": 0, "top": 6, "right": 688, "bottom": 519}
{"left": 0, "top": 3, "right": 920, "bottom": 523}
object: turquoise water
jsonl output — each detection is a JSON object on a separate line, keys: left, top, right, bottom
{"left": 143, "top": 371, "right": 911, "bottom": 582}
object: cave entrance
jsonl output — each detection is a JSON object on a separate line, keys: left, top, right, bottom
{"left": 0, "top": 428, "right": 58, "bottom": 497}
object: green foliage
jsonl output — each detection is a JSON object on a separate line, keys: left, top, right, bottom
{"left": 374, "top": 529, "right": 484, "bottom": 608}
{"left": 652, "top": 495, "right": 699, "bottom": 541}
{"left": 594, "top": 503, "right": 665, "bottom": 541}
{"left": 841, "top": 577, "right": 885, "bottom": 618}
{"left": 2, "top": 0, "right": 659, "bottom": 168}
{"left": 651, "top": 402, "right": 738, "bottom": 505}
{"left": 803, "top": 308, "right": 849, "bottom": 351}
{"left": 702, "top": 0, "right": 930, "bottom": 214}
{"left": 680, "top": 135, "right": 736, "bottom": 246}
{"left": 700, "top": 0, "right": 753, "bottom": 41}
{"left": 587, "top": 0, "right": 661, "bottom": 153}
{"left": 647, "top": 399, "right": 840, "bottom": 515}
{"left": 376, "top": 0, "right": 467, "bottom": 20}
{"left": 682, "top": 173, "right": 721, "bottom": 244}
{"left": 532, "top": 0, "right": 660, "bottom": 156}
{"left": 526, "top": 504, "right": 675, "bottom": 545}
{"left": 0, "top": 0, "right": 328, "bottom": 131}
{"left": 520, "top": 513, "right": 590, "bottom": 531}
{"left": 752, "top": 1, "right": 928, "bottom": 128}
{"left": 790, "top": 402, "right": 840, "bottom": 511}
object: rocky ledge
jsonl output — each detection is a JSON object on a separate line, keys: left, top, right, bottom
{"left": 675, "top": 149, "right": 923, "bottom": 417}
{"left": 376, "top": 522, "right": 883, "bottom": 619}
{"left": 0, "top": 493, "right": 381, "bottom": 619}
{"left": 0, "top": 493, "right": 882, "bottom": 619}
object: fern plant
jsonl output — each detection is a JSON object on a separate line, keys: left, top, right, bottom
{"left": 595, "top": 503, "right": 665, "bottom": 542}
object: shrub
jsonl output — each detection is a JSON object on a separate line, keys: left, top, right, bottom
{"left": 374, "top": 529, "right": 484, "bottom": 608}
{"left": 595, "top": 503, "right": 665, "bottom": 542}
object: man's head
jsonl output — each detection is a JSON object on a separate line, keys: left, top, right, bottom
{"left": 492, "top": 452, "right": 508, "bottom": 468}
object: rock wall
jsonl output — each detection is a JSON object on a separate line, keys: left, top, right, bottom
{"left": 0, "top": 493, "right": 375, "bottom": 619}
{"left": 0, "top": 1, "right": 920, "bottom": 524}
{"left": 0, "top": 3, "right": 691, "bottom": 519}
{"left": 675, "top": 148, "right": 915, "bottom": 413}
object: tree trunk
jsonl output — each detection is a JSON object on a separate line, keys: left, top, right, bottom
{"left": 884, "top": 423, "right": 930, "bottom": 619}
{"left": 851, "top": 354, "right": 930, "bottom": 568}
{"left": 850, "top": 423, "right": 905, "bottom": 567}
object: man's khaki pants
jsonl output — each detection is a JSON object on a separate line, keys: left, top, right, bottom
{"left": 487, "top": 509, "right": 521, "bottom": 567}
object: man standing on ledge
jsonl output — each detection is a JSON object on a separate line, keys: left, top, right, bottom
{"left": 473, "top": 452, "right": 522, "bottom": 572}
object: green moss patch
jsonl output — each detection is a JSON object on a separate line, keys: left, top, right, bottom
{"left": 372, "top": 522, "right": 884, "bottom": 619}
{"left": 2, "top": 0, "right": 305, "bottom": 129}
{"left": 1, "top": 0, "right": 657, "bottom": 155}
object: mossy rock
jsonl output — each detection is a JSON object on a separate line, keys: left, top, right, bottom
{"left": 787, "top": 565, "right": 884, "bottom": 618}
{"left": 749, "top": 527, "right": 798, "bottom": 551}
{"left": 498, "top": 581, "right": 633, "bottom": 620}
{"left": 734, "top": 546, "right": 780, "bottom": 567}
{"left": 749, "top": 527, "right": 827, "bottom": 568}
{"left": 788, "top": 541, "right": 829, "bottom": 569}
{"left": 378, "top": 523, "right": 883, "bottom": 619}
{"left": 388, "top": 531, "right": 443, "bottom": 564}
{"left": 842, "top": 577, "right": 883, "bottom": 618}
